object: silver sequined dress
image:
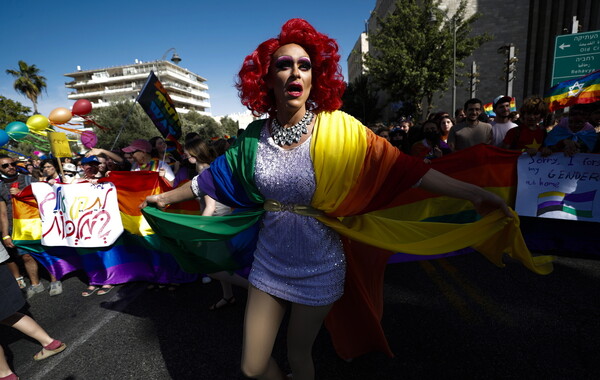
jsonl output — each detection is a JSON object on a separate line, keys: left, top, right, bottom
{"left": 248, "top": 121, "right": 346, "bottom": 306}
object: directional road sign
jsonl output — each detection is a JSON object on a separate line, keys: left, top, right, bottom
{"left": 551, "top": 30, "right": 600, "bottom": 86}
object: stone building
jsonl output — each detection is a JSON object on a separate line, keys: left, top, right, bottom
{"left": 348, "top": 0, "right": 600, "bottom": 120}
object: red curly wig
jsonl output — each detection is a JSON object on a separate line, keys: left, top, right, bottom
{"left": 236, "top": 18, "right": 346, "bottom": 117}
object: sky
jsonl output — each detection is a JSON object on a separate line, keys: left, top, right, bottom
{"left": 0, "top": 0, "right": 374, "bottom": 119}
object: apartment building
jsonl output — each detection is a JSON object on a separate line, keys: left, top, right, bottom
{"left": 64, "top": 59, "right": 211, "bottom": 115}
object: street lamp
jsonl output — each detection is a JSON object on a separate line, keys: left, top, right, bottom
{"left": 161, "top": 48, "right": 182, "bottom": 64}
{"left": 430, "top": 11, "right": 457, "bottom": 114}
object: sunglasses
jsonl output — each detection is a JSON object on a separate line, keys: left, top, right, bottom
{"left": 1, "top": 163, "right": 17, "bottom": 169}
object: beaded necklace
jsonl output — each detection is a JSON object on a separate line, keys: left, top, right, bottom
{"left": 271, "top": 110, "right": 314, "bottom": 146}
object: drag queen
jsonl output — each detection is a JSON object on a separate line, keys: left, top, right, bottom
{"left": 142, "top": 19, "right": 552, "bottom": 380}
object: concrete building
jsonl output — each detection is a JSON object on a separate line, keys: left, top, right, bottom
{"left": 348, "top": 32, "right": 369, "bottom": 82}
{"left": 348, "top": 0, "right": 600, "bottom": 120}
{"left": 64, "top": 60, "right": 211, "bottom": 115}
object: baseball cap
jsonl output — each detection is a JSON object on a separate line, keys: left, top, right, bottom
{"left": 63, "top": 163, "right": 77, "bottom": 172}
{"left": 493, "top": 95, "right": 512, "bottom": 109}
{"left": 122, "top": 139, "right": 152, "bottom": 153}
{"left": 81, "top": 155, "right": 100, "bottom": 165}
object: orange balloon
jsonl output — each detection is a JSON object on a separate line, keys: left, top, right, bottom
{"left": 48, "top": 107, "right": 72, "bottom": 124}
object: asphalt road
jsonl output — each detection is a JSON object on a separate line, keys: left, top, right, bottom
{"left": 2, "top": 252, "right": 600, "bottom": 380}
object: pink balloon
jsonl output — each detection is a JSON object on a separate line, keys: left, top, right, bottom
{"left": 81, "top": 130, "right": 98, "bottom": 149}
{"left": 72, "top": 99, "right": 93, "bottom": 116}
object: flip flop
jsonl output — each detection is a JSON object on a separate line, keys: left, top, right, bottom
{"left": 81, "top": 286, "right": 98, "bottom": 297}
{"left": 209, "top": 296, "right": 236, "bottom": 310}
{"left": 33, "top": 340, "right": 66, "bottom": 361}
{"left": 97, "top": 285, "right": 114, "bottom": 296}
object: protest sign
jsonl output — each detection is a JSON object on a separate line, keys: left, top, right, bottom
{"left": 516, "top": 153, "right": 600, "bottom": 222}
{"left": 48, "top": 132, "right": 73, "bottom": 158}
{"left": 31, "top": 182, "right": 124, "bottom": 247}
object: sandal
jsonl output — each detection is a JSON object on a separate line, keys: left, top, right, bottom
{"left": 97, "top": 285, "right": 114, "bottom": 296}
{"left": 16, "top": 276, "right": 26, "bottom": 289}
{"left": 33, "top": 340, "right": 66, "bottom": 361}
{"left": 81, "top": 286, "right": 98, "bottom": 297}
{"left": 209, "top": 296, "right": 236, "bottom": 310}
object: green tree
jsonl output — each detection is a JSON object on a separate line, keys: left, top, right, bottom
{"left": 341, "top": 75, "right": 382, "bottom": 125}
{"left": 0, "top": 95, "right": 31, "bottom": 126}
{"left": 90, "top": 100, "right": 158, "bottom": 151}
{"left": 0, "top": 96, "right": 40, "bottom": 158}
{"left": 5, "top": 61, "right": 47, "bottom": 114}
{"left": 220, "top": 116, "right": 239, "bottom": 137}
{"left": 181, "top": 111, "right": 224, "bottom": 140}
{"left": 365, "top": 0, "right": 491, "bottom": 119}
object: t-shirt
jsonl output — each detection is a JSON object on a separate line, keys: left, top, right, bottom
{"left": 131, "top": 159, "right": 175, "bottom": 182}
{"left": 502, "top": 126, "right": 546, "bottom": 151}
{"left": 447, "top": 121, "right": 493, "bottom": 150}
{"left": 491, "top": 121, "right": 517, "bottom": 146}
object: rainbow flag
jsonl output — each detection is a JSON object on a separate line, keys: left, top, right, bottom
{"left": 544, "top": 69, "right": 600, "bottom": 112}
{"left": 12, "top": 172, "right": 198, "bottom": 286}
{"left": 484, "top": 97, "right": 517, "bottom": 117}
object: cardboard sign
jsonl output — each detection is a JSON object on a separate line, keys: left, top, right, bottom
{"left": 48, "top": 132, "right": 73, "bottom": 158}
{"left": 516, "top": 153, "right": 600, "bottom": 222}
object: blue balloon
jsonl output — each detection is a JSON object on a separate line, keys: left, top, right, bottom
{"left": 5, "top": 121, "right": 29, "bottom": 141}
{"left": 0, "top": 129, "right": 9, "bottom": 147}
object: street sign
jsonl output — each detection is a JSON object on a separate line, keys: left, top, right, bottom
{"left": 551, "top": 30, "right": 600, "bottom": 86}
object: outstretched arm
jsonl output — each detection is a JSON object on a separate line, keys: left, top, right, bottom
{"left": 419, "top": 169, "right": 512, "bottom": 218}
{"left": 86, "top": 148, "right": 124, "bottom": 163}
{"left": 140, "top": 181, "right": 195, "bottom": 209}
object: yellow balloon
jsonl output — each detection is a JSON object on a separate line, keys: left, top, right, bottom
{"left": 48, "top": 107, "right": 72, "bottom": 124}
{"left": 26, "top": 114, "right": 50, "bottom": 131}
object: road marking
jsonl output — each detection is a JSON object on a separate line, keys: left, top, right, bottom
{"left": 23, "top": 284, "right": 146, "bottom": 380}
{"left": 437, "top": 259, "right": 513, "bottom": 325}
{"left": 418, "top": 260, "right": 476, "bottom": 323}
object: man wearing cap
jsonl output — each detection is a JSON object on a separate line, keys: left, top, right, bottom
{"left": 122, "top": 139, "right": 174, "bottom": 185}
{"left": 448, "top": 98, "right": 493, "bottom": 151}
{"left": 62, "top": 162, "right": 80, "bottom": 183}
{"left": 491, "top": 96, "right": 517, "bottom": 147}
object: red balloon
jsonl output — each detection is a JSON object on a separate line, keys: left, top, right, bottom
{"left": 72, "top": 99, "right": 92, "bottom": 116}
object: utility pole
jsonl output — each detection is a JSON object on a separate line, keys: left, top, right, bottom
{"left": 469, "top": 61, "right": 480, "bottom": 98}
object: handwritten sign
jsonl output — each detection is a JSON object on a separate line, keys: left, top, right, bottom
{"left": 48, "top": 132, "right": 73, "bottom": 158}
{"left": 31, "top": 182, "right": 124, "bottom": 247}
{"left": 516, "top": 153, "right": 600, "bottom": 222}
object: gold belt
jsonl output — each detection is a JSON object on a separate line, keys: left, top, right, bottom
{"left": 263, "top": 199, "right": 324, "bottom": 217}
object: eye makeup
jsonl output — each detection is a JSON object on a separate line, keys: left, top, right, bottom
{"left": 275, "top": 56, "right": 293, "bottom": 70}
{"left": 274, "top": 56, "right": 312, "bottom": 70}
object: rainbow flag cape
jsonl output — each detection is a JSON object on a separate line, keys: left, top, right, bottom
{"left": 544, "top": 69, "right": 600, "bottom": 112}
{"left": 142, "top": 111, "right": 554, "bottom": 360}
{"left": 12, "top": 172, "right": 198, "bottom": 285}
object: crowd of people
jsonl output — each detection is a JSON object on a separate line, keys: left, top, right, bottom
{"left": 0, "top": 17, "right": 595, "bottom": 380}
{"left": 372, "top": 96, "right": 600, "bottom": 162}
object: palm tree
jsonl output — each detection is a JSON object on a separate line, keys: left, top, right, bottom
{"left": 6, "top": 60, "right": 47, "bottom": 114}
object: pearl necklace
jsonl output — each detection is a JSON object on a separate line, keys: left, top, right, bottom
{"left": 271, "top": 110, "right": 314, "bottom": 146}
